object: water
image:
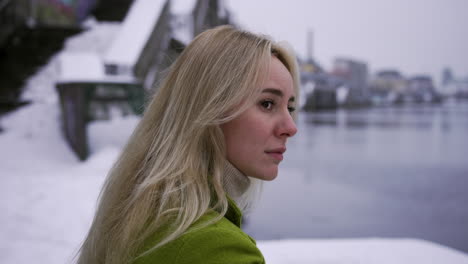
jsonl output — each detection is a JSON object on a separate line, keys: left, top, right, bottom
{"left": 244, "top": 99, "right": 468, "bottom": 253}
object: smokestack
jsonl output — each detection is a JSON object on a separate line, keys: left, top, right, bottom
{"left": 307, "top": 29, "right": 314, "bottom": 60}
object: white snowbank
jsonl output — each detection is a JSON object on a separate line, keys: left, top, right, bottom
{"left": 258, "top": 239, "right": 468, "bottom": 264}
{"left": 0, "top": 112, "right": 138, "bottom": 264}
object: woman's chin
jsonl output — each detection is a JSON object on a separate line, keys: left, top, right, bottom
{"left": 250, "top": 167, "right": 279, "bottom": 181}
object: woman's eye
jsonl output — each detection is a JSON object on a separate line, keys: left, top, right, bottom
{"left": 260, "top": 100, "right": 274, "bottom": 110}
{"left": 288, "top": 106, "right": 296, "bottom": 113}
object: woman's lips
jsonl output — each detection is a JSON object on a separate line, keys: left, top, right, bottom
{"left": 266, "top": 152, "right": 283, "bottom": 161}
{"left": 265, "top": 148, "right": 286, "bottom": 161}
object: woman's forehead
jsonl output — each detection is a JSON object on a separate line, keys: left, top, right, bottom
{"left": 259, "top": 56, "right": 295, "bottom": 97}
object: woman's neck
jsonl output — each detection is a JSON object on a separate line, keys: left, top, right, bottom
{"left": 223, "top": 161, "right": 251, "bottom": 201}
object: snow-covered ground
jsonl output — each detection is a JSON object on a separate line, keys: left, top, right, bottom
{"left": 1, "top": 20, "right": 468, "bottom": 264}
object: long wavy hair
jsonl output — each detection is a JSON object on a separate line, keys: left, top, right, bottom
{"left": 76, "top": 25, "right": 299, "bottom": 264}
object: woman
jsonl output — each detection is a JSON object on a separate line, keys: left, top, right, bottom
{"left": 77, "top": 25, "right": 299, "bottom": 264}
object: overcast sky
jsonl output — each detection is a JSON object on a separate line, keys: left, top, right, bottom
{"left": 225, "top": 0, "right": 468, "bottom": 83}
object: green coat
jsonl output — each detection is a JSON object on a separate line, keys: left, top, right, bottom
{"left": 134, "top": 198, "right": 265, "bottom": 264}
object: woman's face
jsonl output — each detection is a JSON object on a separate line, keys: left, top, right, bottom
{"left": 221, "top": 56, "right": 297, "bottom": 181}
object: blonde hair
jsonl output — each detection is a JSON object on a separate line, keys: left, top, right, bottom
{"left": 76, "top": 25, "right": 299, "bottom": 264}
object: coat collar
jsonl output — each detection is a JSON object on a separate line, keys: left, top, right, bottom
{"left": 225, "top": 195, "right": 243, "bottom": 227}
{"left": 226, "top": 195, "right": 258, "bottom": 245}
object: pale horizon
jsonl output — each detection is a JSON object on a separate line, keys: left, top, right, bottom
{"left": 226, "top": 0, "right": 468, "bottom": 84}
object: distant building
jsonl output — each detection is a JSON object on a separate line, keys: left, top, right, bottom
{"left": 367, "top": 69, "right": 407, "bottom": 105}
{"left": 440, "top": 68, "right": 468, "bottom": 98}
{"left": 369, "top": 70, "right": 406, "bottom": 95}
{"left": 300, "top": 58, "right": 325, "bottom": 75}
{"left": 405, "top": 75, "right": 442, "bottom": 103}
{"left": 330, "top": 57, "right": 370, "bottom": 107}
{"left": 331, "top": 58, "right": 368, "bottom": 94}
{"left": 300, "top": 58, "right": 342, "bottom": 111}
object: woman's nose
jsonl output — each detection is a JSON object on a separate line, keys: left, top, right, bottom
{"left": 277, "top": 113, "right": 298, "bottom": 138}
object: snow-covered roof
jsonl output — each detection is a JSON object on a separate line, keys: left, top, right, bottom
{"left": 105, "top": 0, "right": 167, "bottom": 66}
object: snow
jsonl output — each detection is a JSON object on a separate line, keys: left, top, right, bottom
{"left": 171, "top": 0, "right": 196, "bottom": 15}
{"left": 58, "top": 52, "right": 105, "bottom": 82}
{"left": 104, "top": 0, "right": 166, "bottom": 67}
{"left": 1, "top": 20, "right": 468, "bottom": 264}
{"left": 259, "top": 239, "right": 468, "bottom": 264}
{"left": 57, "top": 51, "right": 138, "bottom": 83}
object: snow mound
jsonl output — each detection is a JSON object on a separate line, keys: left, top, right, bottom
{"left": 258, "top": 238, "right": 468, "bottom": 264}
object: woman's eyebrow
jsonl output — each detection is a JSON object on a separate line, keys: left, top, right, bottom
{"left": 262, "top": 88, "right": 295, "bottom": 102}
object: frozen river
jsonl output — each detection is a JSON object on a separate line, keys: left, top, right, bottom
{"left": 244, "top": 100, "right": 468, "bottom": 253}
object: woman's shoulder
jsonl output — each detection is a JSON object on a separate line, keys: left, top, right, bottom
{"left": 134, "top": 210, "right": 265, "bottom": 264}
